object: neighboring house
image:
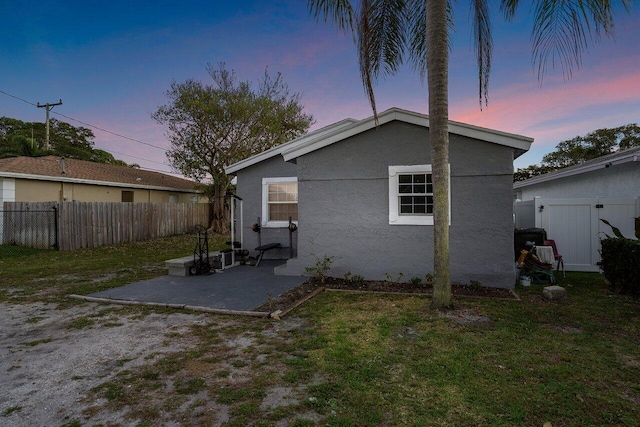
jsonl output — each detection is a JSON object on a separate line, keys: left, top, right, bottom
{"left": 226, "top": 108, "right": 533, "bottom": 289}
{"left": 0, "top": 156, "right": 203, "bottom": 205}
{"left": 514, "top": 146, "right": 640, "bottom": 272}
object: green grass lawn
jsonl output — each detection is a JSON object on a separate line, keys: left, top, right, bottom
{"left": 1, "top": 237, "right": 638, "bottom": 425}
{"left": 0, "top": 233, "right": 227, "bottom": 304}
{"left": 297, "top": 273, "right": 640, "bottom": 426}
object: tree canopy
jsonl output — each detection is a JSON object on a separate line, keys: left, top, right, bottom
{"left": 515, "top": 123, "right": 640, "bottom": 181}
{"left": 152, "top": 62, "right": 315, "bottom": 232}
{"left": 0, "top": 116, "right": 128, "bottom": 166}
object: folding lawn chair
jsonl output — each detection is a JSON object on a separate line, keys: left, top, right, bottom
{"left": 520, "top": 250, "right": 557, "bottom": 284}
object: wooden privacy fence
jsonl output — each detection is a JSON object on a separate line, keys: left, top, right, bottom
{"left": 2, "top": 201, "right": 210, "bottom": 251}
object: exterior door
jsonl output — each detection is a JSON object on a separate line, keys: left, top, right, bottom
{"left": 529, "top": 197, "right": 638, "bottom": 272}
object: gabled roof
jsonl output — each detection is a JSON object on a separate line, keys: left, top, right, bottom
{"left": 225, "top": 107, "right": 533, "bottom": 174}
{"left": 0, "top": 156, "right": 198, "bottom": 192}
{"left": 225, "top": 117, "right": 358, "bottom": 174}
{"left": 514, "top": 145, "right": 640, "bottom": 189}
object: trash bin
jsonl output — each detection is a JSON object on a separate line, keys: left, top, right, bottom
{"left": 514, "top": 228, "right": 547, "bottom": 260}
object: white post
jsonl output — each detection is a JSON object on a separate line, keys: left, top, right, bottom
{"left": 230, "top": 196, "right": 235, "bottom": 266}
{"left": 239, "top": 198, "right": 243, "bottom": 252}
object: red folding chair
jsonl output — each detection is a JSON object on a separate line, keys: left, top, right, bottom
{"left": 544, "top": 239, "right": 565, "bottom": 277}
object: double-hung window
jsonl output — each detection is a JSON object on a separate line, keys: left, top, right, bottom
{"left": 388, "top": 165, "right": 449, "bottom": 225}
{"left": 262, "top": 177, "right": 298, "bottom": 227}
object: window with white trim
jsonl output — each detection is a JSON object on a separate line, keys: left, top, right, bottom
{"left": 388, "top": 165, "right": 449, "bottom": 225}
{"left": 262, "top": 177, "right": 298, "bottom": 227}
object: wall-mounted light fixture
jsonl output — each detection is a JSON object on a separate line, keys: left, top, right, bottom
{"left": 539, "top": 205, "right": 544, "bottom": 212}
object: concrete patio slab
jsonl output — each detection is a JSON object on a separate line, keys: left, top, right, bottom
{"left": 87, "top": 260, "right": 305, "bottom": 312}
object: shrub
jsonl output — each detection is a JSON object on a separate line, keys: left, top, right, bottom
{"left": 600, "top": 237, "right": 640, "bottom": 297}
{"left": 305, "top": 255, "right": 335, "bottom": 283}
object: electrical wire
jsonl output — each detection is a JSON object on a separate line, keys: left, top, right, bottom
{"left": 0, "top": 90, "right": 38, "bottom": 106}
{"left": 106, "top": 149, "right": 168, "bottom": 166}
{"left": 52, "top": 111, "right": 166, "bottom": 151}
{"left": 1, "top": 89, "right": 166, "bottom": 151}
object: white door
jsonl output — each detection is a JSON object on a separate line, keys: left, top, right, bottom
{"left": 536, "top": 197, "right": 638, "bottom": 272}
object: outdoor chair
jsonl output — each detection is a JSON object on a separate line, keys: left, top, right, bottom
{"left": 520, "top": 250, "right": 557, "bottom": 284}
{"left": 544, "top": 239, "right": 565, "bottom": 277}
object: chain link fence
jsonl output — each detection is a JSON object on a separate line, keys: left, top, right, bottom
{"left": 0, "top": 208, "right": 58, "bottom": 258}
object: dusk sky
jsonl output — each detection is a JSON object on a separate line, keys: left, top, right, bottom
{"left": 2, "top": 1, "right": 639, "bottom": 176}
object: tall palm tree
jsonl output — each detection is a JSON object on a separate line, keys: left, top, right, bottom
{"left": 309, "top": 0, "right": 628, "bottom": 309}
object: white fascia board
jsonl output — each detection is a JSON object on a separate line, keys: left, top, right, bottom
{"left": 282, "top": 107, "right": 534, "bottom": 162}
{"left": 0, "top": 171, "right": 199, "bottom": 193}
{"left": 224, "top": 118, "right": 358, "bottom": 174}
{"left": 513, "top": 153, "right": 640, "bottom": 189}
{"left": 447, "top": 119, "right": 534, "bottom": 152}
{"left": 281, "top": 109, "right": 417, "bottom": 161}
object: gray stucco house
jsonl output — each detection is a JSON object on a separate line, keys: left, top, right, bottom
{"left": 226, "top": 108, "right": 533, "bottom": 288}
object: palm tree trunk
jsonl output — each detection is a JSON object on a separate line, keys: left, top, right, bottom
{"left": 426, "top": 0, "right": 452, "bottom": 309}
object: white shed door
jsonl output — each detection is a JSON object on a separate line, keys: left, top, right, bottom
{"left": 538, "top": 198, "right": 638, "bottom": 272}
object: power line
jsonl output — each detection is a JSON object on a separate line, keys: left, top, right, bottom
{"left": 108, "top": 148, "right": 168, "bottom": 166}
{"left": 0, "top": 90, "right": 37, "bottom": 106}
{"left": 53, "top": 111, "right": 166, "bottom": 151}
{"left": 0, "top": 89, "right": 167, "bottom": 151}
{"left": 0, "top": 89, "right": 192, "bottom": 178}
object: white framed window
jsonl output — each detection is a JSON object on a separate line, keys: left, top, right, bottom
{"left": 388, "top": 165, "right": 449, "bottom": 225}
{"left": 262, "top": 177, "right": 298, "bottom": 227}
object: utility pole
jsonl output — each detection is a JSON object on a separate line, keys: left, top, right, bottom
{"left": 37, "top": 99, "right": 62, "bottom": 150}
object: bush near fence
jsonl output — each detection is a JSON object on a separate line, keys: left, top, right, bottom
{"left": 2, "top": 201, "right": 210, "bottom": 251}
{"left": 600, "top": 237, "right": 640, "bottom": 297}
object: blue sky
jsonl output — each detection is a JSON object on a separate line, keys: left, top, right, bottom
{"left": 2, "top": 0, "right": 638, "bottom": 175}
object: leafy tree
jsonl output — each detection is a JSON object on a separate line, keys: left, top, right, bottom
{"left": 152, "top": 63, "right": 315, "bottom": 233}
{"left": 514, "top": 124, "right": 640, "bottom": 181}
{"left": 513, "top": 164, "right": 556, "bottom": 182}
{"left": 0, "top": 116, "right": 133, "bottom": 166}
{"left": 310, "top": 0, "right": 627, "bottom": 308}
{"left": 542, "top": 124, "right": 640, "bottom": 169}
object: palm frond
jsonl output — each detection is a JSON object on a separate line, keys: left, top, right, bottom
{"left": 407, "top": 0, "right": 427, "bottom": 79}
{"left": 530, "top": 0, "right": 617, "bottom": 81}
{"left": 357, "top": 0, "right": 408, "bottom": 121}
{"left": 407, "top": 0, "right": 454, "bottom": 83}
{"left": 309, "top": 0, "right": 356, "bottom": 33}
{"left": 472, "top": 0, "right": 492, "bottom": 109}
{"left": 500, "top": 0, "right": 519, "bottom": 20}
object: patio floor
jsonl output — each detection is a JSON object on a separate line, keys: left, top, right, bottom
{"left": 87, "top": 260, "right": 305, "bottom": 313}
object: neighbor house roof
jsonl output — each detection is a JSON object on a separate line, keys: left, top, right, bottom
{"left": 513, "top": 145, "right": 640, "bottom": 189}
{"left": 225, "top": 107, "right": 533, "bottom": 174}
{"left": 0, "top": 156, "right": 198, "bottom": 192}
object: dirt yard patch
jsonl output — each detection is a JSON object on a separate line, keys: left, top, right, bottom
{"left": 1, "top": 276, "right": 518, "bottom": 426}
{"left": 0, "top": 301, "right": 322, "bottom": 426}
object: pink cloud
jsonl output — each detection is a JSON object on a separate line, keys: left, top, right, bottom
{"left": 452, "top": 55, "right": 640, "bottom": 142}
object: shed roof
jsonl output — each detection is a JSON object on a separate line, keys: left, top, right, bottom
{"left": 226, "top": 107, "right": 533, "bottom": 174}
{"left": 0, "top": 156, "right": 198, "bottom": 192}
{"left": 513, "top": 145, "right": 640, "bottom": 189}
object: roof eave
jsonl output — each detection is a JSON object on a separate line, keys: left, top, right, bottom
{"left": 282, "top": 108, "right": 533, "bottom": 162}
{"left": 0, "top": 172, "right": 200, "bottom": 193}
{"left": 224, "top": 118, "right": 358, "bottom": 174}
{"left": 514, "top": 151, "right": 640, "bottom": 189}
